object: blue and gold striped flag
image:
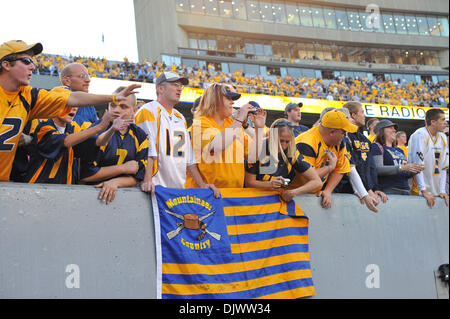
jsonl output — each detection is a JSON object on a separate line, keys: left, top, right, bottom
{"left": 152, "top": 186, "right": 315, "bottom": 299}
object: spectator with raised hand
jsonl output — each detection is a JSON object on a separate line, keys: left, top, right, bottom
{"left": 80, "top": 87, "right": 148, "bottom": 204}
{"left": 245, "top": 118, "right": 321, "bottom": 202}
{"left": 370, "top": 120, "right": 423, "bottom": 195}
{"left": 25, "top": 107, "right": 115, "bottom": 184}
{"left": 0, "top": 40, "right": 140, "bottom": 182}
{"left": 186, "top": 83, "right": 266, "bottom": 188}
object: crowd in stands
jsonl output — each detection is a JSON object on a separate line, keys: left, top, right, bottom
{"left": 34, "top": 53, "right": 449, "bottom": 108}
{"left": 1, "top": 40, "right": 448, "bottom": 212}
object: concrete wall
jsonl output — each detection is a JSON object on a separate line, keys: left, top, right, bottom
{"left": 0, "top": 182, "right": 448, "bottom": 299}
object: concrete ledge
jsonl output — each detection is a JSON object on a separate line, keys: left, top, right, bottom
{"left": 0, "top": 182, "right": 448, "bottom": 298}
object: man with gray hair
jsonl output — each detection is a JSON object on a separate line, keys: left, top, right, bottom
{"left": 60, "top": 63, "right": 98, "bottom": 130}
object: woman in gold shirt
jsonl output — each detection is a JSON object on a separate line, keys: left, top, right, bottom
{"left": 185, "top": 83, "right": 266, "bottom": 188}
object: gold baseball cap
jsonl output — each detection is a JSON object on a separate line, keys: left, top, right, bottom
{"left": 321, "top": 110, "right": 358, "bottom": 133}
{"left": 0, "top": 40, "right": 43, "bottom": 61}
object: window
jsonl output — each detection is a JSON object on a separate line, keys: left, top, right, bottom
{"left": 382, "top": 13, "right": 396, "bottom": 34}
{"left": 259, "top": 1, "right": 274, "bottom": 23}
{"left": 311, "top": 6, "right": 326, "bottom": 28}
{"left": 272, "top": 0, "right": 287, "bottom": 24}
{"left": 394, "top": 14, "right": 408, "bottom": 35}
{"left": 218, "top": 0, "right": 233, "bottom": 17}
{"left": 298, "top": 6, "right": 313, "bottom": 27}
{"left": 204, "top": 0, "right": 219, "bottom": 15}
{"left": 358, "top": 10, "right": 373, "bottom": 32}
{"left": 427, "top": 16, "right": 441, "bottom": 36}
{"left": 244, "top": 64, "right": 260, "bottom": 75}
{"left": 437, "top": 16, "right": 449, "bottom": 37}
{"left": 176, "top": 0, "right": 190, "bottom": 12}
{"left": 285, "top": 2, "right": 300, "bottom": 25}
{"left": 232, "top": 0, "right": 247, "bottom": 19}
{"left": 416, "top": 16, "right": 430, "bottom": 36}
{"left": 347, "top": 10, "right": 362, "bottom": 31}
{"left": 405, "top": 15, "right": 419, "bottom": 35}
{"left": 188, "top": 38, "right": 198, "bottom": 49}
{"left": 323, "top": 8, "right": 337, "bottom": 29}
{"left": 335, "top": 9, "right": 349, "bottom": 30}
{"left": 246, "top": 1, "right": 261, "bottom": 21}
{"left": 267, "top": 66, "right": 281, "bottom": 76}
{"left": 189, "top": 0, "right": 204, "bottom": 14}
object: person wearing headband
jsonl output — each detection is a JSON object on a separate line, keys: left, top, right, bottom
{"left": 244, "top": 118, "right": 321, "bottom": 202}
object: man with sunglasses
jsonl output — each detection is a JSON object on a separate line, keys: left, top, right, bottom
{"left": 0, "top": 40, "right": 140, "bottom": 182}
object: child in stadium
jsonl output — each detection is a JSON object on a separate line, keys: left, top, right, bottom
{"left": 25, "top": 106, "right": 115, "bottom": 184}
{"left": 244, "top": 118, "right": 322, "bottom": 202}
{"left": 80, "top": 87, "right": 149, "bottom": 204}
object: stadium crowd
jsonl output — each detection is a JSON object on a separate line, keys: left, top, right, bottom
{"left": 34, "top": 53, "right": 449, "bottom": 108}
{"left": 1, "top": 40, "right": 449, "bottom": 211}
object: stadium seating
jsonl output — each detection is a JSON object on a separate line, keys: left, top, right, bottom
{"left": 34, "top": 53, "right": 449, "bottom": 108}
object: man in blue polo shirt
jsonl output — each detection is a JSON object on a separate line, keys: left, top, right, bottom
{"left": 285, "top": 102, "right": 309, "bottom": 137}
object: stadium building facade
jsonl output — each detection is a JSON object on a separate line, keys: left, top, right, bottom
{"left": 133, "top": 0, "right": 448, "bottom": 130}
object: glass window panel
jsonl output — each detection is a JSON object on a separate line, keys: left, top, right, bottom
{"left": 358, "top": 10, "right": 373, "bottom": 32}
{"left": 405, "top": 15, "right": 419, "bottom": 35}
{"left": 288, "top": 67, "right": 303, "bottom": 78}
{"left": 382, "top": 13, "right": 396, "bottom": 34}
{"left": 246, "top": 1, "right": 261, "bottom": 21}
{"left": 188, "top": 38, "right": 198, "bottom": 49}
{"left": 232, "top": 0, "right": 247, "bottom": 19}
{"left": 427, "top": 16, "right": 441, "bottom": 36}
{"left": 207, "top": 39, "right": 217, "bottom": 50}
{"left": 264, "top": 44, "right": 273, "bottom": 56}
{"left": 286, "top": 2, "right": 300, "bottom": 25}
{"left": 302, "top": 68, "right": 316, "bottom": 78}
{"left": 176, "top": 0, "right": 190, "bottom": 12}
{"left": 259, "top": 1, "right": 274, "bottom": 23}
{"left": 311, "top": 6, "right": 326, "bottom": 28}
{"left": 218, "top": 0, "right": 233, "bottom": 17}
{"left": 323, "top": 8, "right": 337, "bottom": 29}
{"left": 245, "top": 43, "right": 255, "bottom": 54}
{"left": 244, "top": 64, "right": 260, "bottom": 75}
{"left": 437, "top": 16, "right": 449, "bottom": 37}
{"left": 189, "top": 0, "right": 205, "bottom": 14}
{"left": 416, "top": 16, "right": 430, "bottom": 36}
{"left": 298, "top": 5, "right": 313, "bottom": 27}
{"left": 254, "top": 43, "right": 264, "bottom": 55}
{"left": 394, "top": 14, "right": 408, "bottom": 35}
{"left": 229, "top": 63, "right": 245, "bottom": 73}
{"left": 335, "top": 9, "right": 349, "bottom": 30}
{"left": 272, "top": 0, "right": 287, "bottom": 24}
{"left": 198, "top": 39, "right": 208, "bottom": 50}
{"left": 204, "top": 0, "right": 218, "bottom": 15}
{"left": 347, "top": 10, "right": 362, "bottom": 31}
{"left": 182, "top": 59, "right": 201, "bottom": 67}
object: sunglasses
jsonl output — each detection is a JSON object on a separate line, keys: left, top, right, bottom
{"left": 5, "top": 57, "right": 36, "bottom": 66}
{"left": 273, "top": 120, "right": 295, "bottom": 128}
